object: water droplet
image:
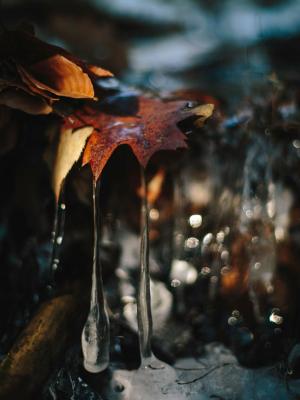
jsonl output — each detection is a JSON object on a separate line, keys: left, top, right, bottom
{"left": 185, "top": 237, "right": 199, "bottom": 249}
{"left": 232, "top": 310, "right": 240, "bottom": 318}
{"left": 185, "top": 101, "right": 196, "bottom": 109}
{"left": 269, "top": 311, "right": 283, "bottom": 325}
{"left": 201, "top": 266, "right": 211, "bottom": 276}
{"left": 170, "top": 260, "right": 197, "bottom": 284}
{"left": 245, "top": 209, "right": 253, "bottom": 218}
{"left": 49, "top": 186, "right": 66, "bottom": 285}
{"left": 188, "top": 214, "right": 202, "bottom": 228}
{"left": 228, "top": 316, "right": 238, "bottom": 326}
{"left": 171, "top": 279, "right": 181, "bottom": 287}
{"left": 293, "top": 140, "right": 300, "bottom": 149}
{"left": 202, "top": 233, "right": 213, "bottom": 245}
{"left": 254, "top": 262, "right": 261, "bottom": 270}
{"left": 221, "top": 250, "right": 229, "bottom": 261}
{"left": 149, "top": 208, "right": 160, "bottom": 221}
{"left": 216, "top": 231, "right": 225, "bottom": 243}
{"left": 225, "top": 227, "right": 230, "bottom": 234}
{"left": 221, "top": 266, "right": 230, "bottom": 275}
{"left": 186, "top": 268, "right": 198, "bottom": 284}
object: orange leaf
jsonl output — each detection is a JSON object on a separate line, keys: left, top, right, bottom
{"left": 0, "top": 29, "right": 113, "bottom": 113}
{"left": 21, "top": 55, "right": 95, "bottom": 99}
{"left": 87, "top": 65, "right": 113, "bottom": 79}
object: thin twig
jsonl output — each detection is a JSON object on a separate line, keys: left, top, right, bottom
{"left": 176, "top": 363, "right": 232, "bottom": 385}
{"left": 174, "top": 366, "right": 207, "bottom": 371}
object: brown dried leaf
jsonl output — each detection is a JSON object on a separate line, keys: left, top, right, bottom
{"left": 20, "top": 55, "right": 95, "bottom": 99}
{"left": 0, "top": 29, "right": 113, "bottom": 113}
{"left": 53, "top": 126, "right": 93, "bottom": 201}
{"left": 86, "top": 64, "right": 113, "bottom": 79}
{"left": 0, "top": 88, "right": 52, "bottom": 114}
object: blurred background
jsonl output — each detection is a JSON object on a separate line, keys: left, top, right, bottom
{"left": 1, "top": 0, "right": 300, "bottom": 399}
{"left": 1, "top": 0, "right": 300, "bottom": 98}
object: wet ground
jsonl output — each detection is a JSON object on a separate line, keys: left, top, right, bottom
{"left": 1, "top": 0, "right": 300, "bottom": 399}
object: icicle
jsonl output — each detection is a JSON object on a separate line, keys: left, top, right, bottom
{"left": 49, "top": 182, "right": 66, "bottom": 287}
{"left": 81, "top": 179, "right": 110, "bottom": 373}
{"left": 101, "top": 168, "right": 188, "bottom": 398}
{"left": 137, "top": 167, "right": 154, "bottom": 366}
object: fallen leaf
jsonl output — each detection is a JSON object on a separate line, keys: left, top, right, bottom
{"left": 63, "top": 96, "right": 212, "bottom": 181}
{"left": 0, "top": 29, "right": 113, "bottom": 114}
{"left": 167, "top": 89, "right": 219, "bottom": 107}
{"left": 86, "top": 64, "right": 113, "bottom": 80}
{"left": 19, "top": 55, "right": 95, "bottom": 99}
{"left": 0, "top": 88, "right": 52, "bottom": 114}
{"left": 52, "top": 126, "right": 93, "bottom": 201}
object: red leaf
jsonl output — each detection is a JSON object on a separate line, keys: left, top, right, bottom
{"left": 63, "top": 96, "right": 209, "bottom": 180}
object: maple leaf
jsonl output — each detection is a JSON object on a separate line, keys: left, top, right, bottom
{"left": 63, "top": 96, "right": 214, "bottom": 181}
{"left": 0, "top": 28, "right": 113, "bottom": 114}
{"left": 167, "top": 89, "right": 219, "bottom": 108}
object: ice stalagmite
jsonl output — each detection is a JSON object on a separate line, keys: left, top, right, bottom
{"left": 137, "top": 167, "right": 153, "bottom": 364}
{"left": 81, "top": 180, "right": 110, "bottom": 373}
